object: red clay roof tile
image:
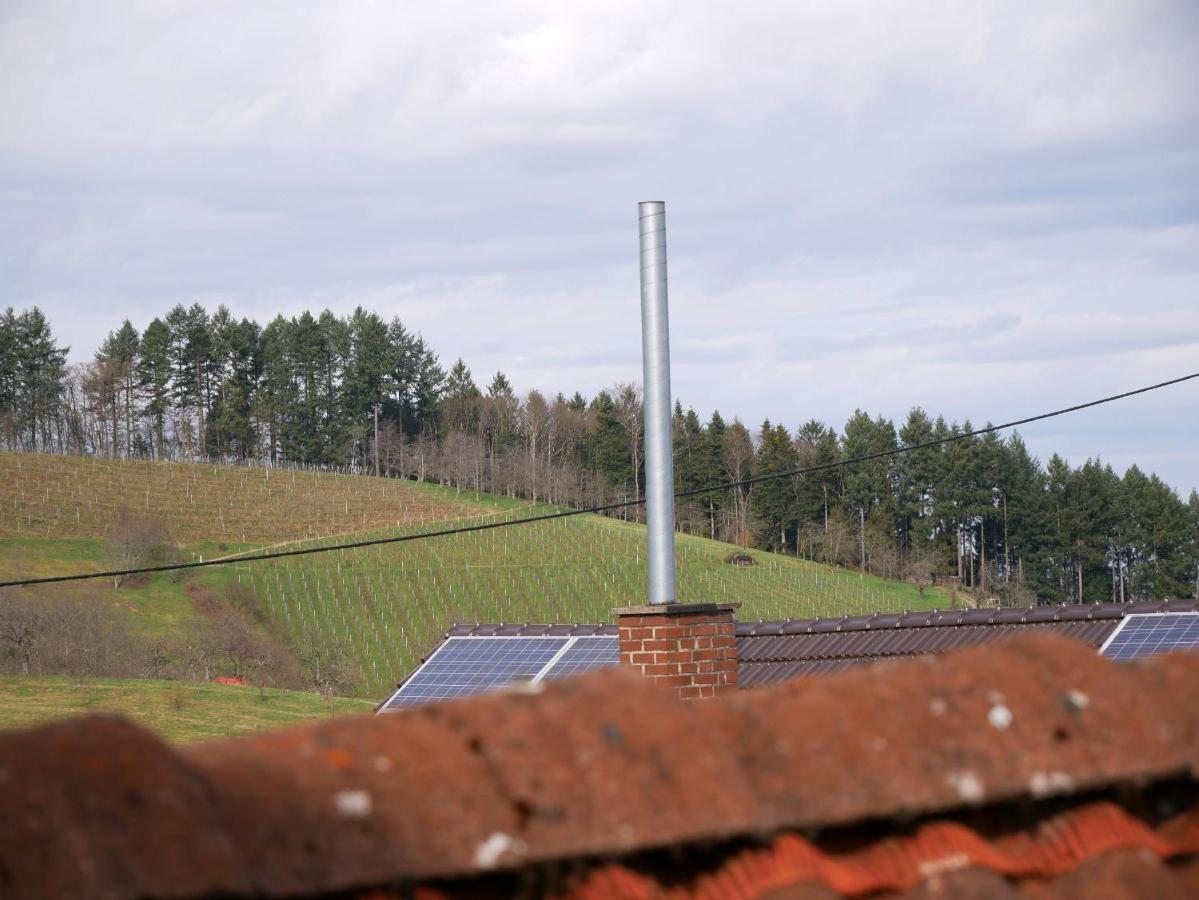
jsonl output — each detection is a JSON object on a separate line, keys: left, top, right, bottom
{"left": 1, "top": 633, "right": 1197, "bottom": 899}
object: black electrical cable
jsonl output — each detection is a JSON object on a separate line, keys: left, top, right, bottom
{"left": 1, "top": 370, "right": 1195, "bottom": 589}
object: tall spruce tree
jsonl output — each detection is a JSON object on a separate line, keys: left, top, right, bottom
{"left": 97, "top": 320, "right": 140, "bottom": 457}
{"left": 0, "top": 308, "right": 19, "bottom": 448}
{"left": 136, "top": 318, "right": 171, "bottom": 458}
{"left": 14, "top": 307, "right": 67, "bottom": 451}
{"left": 751, "top": 421, "right": 800, "bottom": 552}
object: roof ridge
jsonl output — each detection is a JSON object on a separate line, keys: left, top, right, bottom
{"left": 737, "top": 598, "right": 1199, "bottom": 637}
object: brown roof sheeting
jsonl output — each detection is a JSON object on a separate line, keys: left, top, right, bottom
{"left": 736, "top": 598, "right": 1199, "bottom": 687}
{"left": 2, "top": 633, "right": 1199, "bottom": 898}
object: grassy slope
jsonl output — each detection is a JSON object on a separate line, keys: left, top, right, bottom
{"left": 0, "top": 676, "right": 372, "bottom": 743}
{"left": 242, "top": 507, "right": 953, "bottom": 696}
{"left": 0, "top": 453, "right": 952, "bottom": 703}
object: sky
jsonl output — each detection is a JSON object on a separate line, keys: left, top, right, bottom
{"left": 2, "top": 0, "right": 1197, "bottom": 495}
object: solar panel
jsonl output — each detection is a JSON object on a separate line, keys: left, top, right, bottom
{"left": 382, "top": 636, "right": 568, "bottom": 709}
{"left": 541, "top": 636, "right": 620, "bottom": 681}
{"left": 1098, "top": 613, "right": 1199, "bottom": 661}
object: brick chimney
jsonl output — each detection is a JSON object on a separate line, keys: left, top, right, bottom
{"left": 613, "top": 602, "right": 739, "bottom": 699}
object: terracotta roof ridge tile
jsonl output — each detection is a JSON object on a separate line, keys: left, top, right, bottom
{"left": 566, "top": 801, "right": 1199, "bottom": 899}
{"left": 4, "top": 634, "right": 1199, "bottom": 898}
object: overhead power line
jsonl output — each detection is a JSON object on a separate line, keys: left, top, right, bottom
{"left": 1, "top": 370, "right": 1195, "bottom": 589}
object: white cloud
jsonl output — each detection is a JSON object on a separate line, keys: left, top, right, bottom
{"left": 1, "top": 0, "right": 1197, "bottom": 493}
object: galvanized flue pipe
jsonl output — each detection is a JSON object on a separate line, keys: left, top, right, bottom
{"left": 638, "top": 200, "right": 677, "bottom": 605}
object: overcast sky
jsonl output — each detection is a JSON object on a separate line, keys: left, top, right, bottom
{"left": 2, "top": 1, "right": 1197, "bottom": 494}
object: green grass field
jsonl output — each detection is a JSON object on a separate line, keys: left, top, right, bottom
{"left": 0, "top": 676, "right": 373, "bottom": 743}
{"left": 0, "top": 453, "right": 953, "bottom": 710}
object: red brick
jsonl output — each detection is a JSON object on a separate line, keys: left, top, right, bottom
{"left": 641, "top": 639, "right": 676, "bottom": 653}
{"left": 623, "top": 627, "right": 654, "bottom": 641}
{"left": 661, "top": 651, "right": 692, "bottom": 664}
{"left": 693, "top": 649, "right": 719, "bottom": 662}
{"left": 677, "top": 686, "right": 703, "bottom": 700}
{"left": 678, "top": 663, "right": 699, "bottom": 676}
{"left": 652, "top": 674, "right": 691, "bottom": 687}
{"left": 651, "top": 626, "right": 688, "bottom": 639}
{"left": 643, "top": 663, "right": 679, "bottom": 677}
{"left": 626, "top": 652, "right": 653, "bottom": 665}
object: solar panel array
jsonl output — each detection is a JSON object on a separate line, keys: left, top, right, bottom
{"left": 542, "top": 636, "right": 620, "bottom": 681}
{"left": 1099, "top": 613, "right": 1199, "bottom": 661}
{"left": 381, "top": 635, "right": 620, "bottom": 710}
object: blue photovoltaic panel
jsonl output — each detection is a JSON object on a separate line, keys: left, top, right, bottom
{"left": 383, "top": 636, "right": 567, "bottom": 709}
{"left": 541, "top": 636, "right": 620, "bottom": 681}
{"left": 1099, "top": 613, "right": 1199, "bottom": 661}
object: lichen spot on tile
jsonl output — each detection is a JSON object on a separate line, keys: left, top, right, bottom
{"left": 474, "top": 832, "right": 526, "bottom": 869}
{"left": 1029, "top": 771, "right": 1075, "bottom": 798}
{"left": 334, "top": 789, "right": 372, "bottom": 818}
{"left": 929, "top": 697, "right": 948, "bottom": 716}
{"left": 946, "top": 770, "right": 984, "bottom": 803}
{"left": 373, "top": 755, "right": 392, "bottom": 773}
{"left": 1063, "top": 689, "right": 1090, "bottom": 712}
{"left": 988, "top": 704, "right": 1013, "bottom": 730}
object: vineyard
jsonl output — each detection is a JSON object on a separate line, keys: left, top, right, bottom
{"left": 239, "top": 512, "right": 951, "bottom": 696}
{"left": 0, "top": 452, "right": 495, "bottom": 542}
{"left": 0, "top": 454, "right": 951, "bottom": 700}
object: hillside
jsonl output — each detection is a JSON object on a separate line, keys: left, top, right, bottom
{"left": 0, "top": 453, "right": 952, "bottom": 702}
{"left": 0, "top": 676, "right": 372, "bottom": 743}
{"left": 241, "top": 512, "right": 952, "bottom": 695}
{"left": 0, "top": 452, "right": 495, "bottom": 542}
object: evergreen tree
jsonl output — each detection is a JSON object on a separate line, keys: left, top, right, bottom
{"left": 0, "top": 308, "right": 20, "bottom": 448}
{"left": 998, "top": 434, "right": 1050, "bottom": 596}
{"left": 751, "top": 421, "right": 800, "bottom": 552}
{"left": 254, "top": 316, "right": 292, "bottom": 462}
{"left": 795, "top": 419, "right": 840, "bottom": 533}
{"left": 14, "top": 307, "right": 68, "bottom": 451}
{"left": 696, "top": 411, "right": 728, "bottom": 539}
{"left": 342, "top": 308, "right": 392, "bottom": 462}
{"left": 96, "top": 320, "right": 140, "bottom": 458}
{"left": 441, "top": 358, "right": 480, "bottom": 435}
{"left": 206, "top": 308, "right": 259, "bottom": 459}
{"left": 585, "top": 390, "right": 633, "bottom": 494}
{"left": 136, "top": 318, "right": 172, "bottom": 459}
{"left": 840, "top": 411, "right": 898, "bottom": 571}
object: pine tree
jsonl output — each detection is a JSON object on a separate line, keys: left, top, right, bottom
{"left": 97, "top": 320, "right": 139, "bottom": 457}
{"left": 585, "top": 390, "right": 633, "bottom": 496}
{"left": 342, "top": 308, "right": 392, "bottom": 464}
{"left": 0, "top": 308, "right": 19, "bottom": 448}
{"left": 840, "top": 411, "right": 898, "bottom": 571}
{"left": 441, "top": 359, "right": 480, "bottom": 435}
{"left": 136, "top": 318, "right": 172, "bottom": 459}
{"left": 751, "top": 421, "right": 800, "bottom": 553}
{"left": 696, "top": 411, "right": 727, "bottom": 539}
{"left": 206, "top": 308, "right": 259, "bottom": 459}
{"left": 14, "top": 308, "right": 68, "bottom": 451}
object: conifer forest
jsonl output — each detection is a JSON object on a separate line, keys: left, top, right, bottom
{"left": 2, "top": 303, "right": 1196, "bottom": 604}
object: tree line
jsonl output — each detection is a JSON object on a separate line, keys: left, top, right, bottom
{"left": 2, "top": 303, "right": 1196, "bottom": 604}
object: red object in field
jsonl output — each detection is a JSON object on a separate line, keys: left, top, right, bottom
{"left": 211, "top": 677, "right": 249, "bottom": 687}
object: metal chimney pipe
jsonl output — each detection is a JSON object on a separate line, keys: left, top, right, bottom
{"left": 638, "top": 201, "right": 677, "bottom": 605}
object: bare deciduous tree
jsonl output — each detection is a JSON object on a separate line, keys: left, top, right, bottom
{"left": 107, "top": 508, "right": 176, "bottom": 587}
